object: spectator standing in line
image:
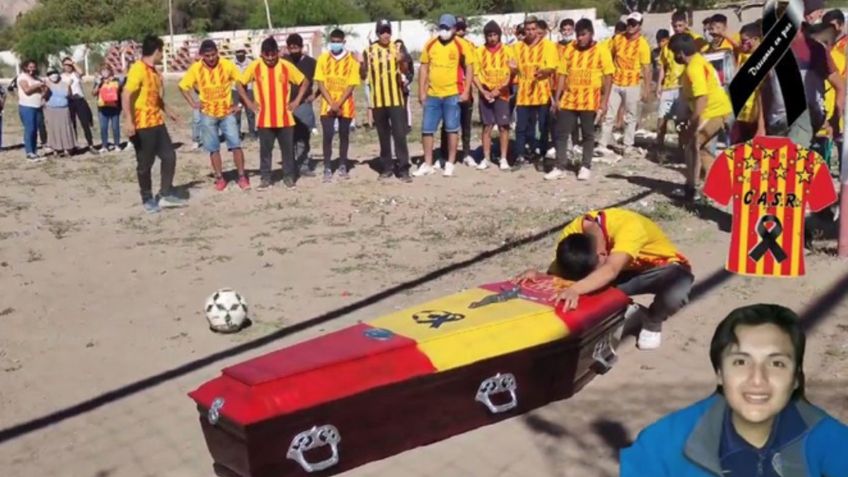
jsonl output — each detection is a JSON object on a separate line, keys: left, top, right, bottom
{"left": 232, "top": 47, "right": 257, "bottom": 140}
{"left": 394, "top": 38, "right": 414, "bottom": 133}
{"left": 473, "top": 20, "right": 516, "bottom": 171}
{"left": 43, "top": 69, "right": 77, "bottom": 157}
{"left": 362, "top": 19, "right": 412, "bottom": 181}
{"left": 438, "top": 16, "right": 477, "bottom": 169}
{"left": 0, "top": 80, "right": 5, "bottom": 150}
{"left": 282, "top": 34, "right": 318, "bottom": 178}
{"left": 92, "top": 64, "right": 123, "bottom": 152}
{"left": 16, "top": 60, "right": 48, "bottom": 161}
{"left": 61, "top": 57, "right": 96, "bottom": 153}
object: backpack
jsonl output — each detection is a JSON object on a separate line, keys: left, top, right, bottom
{"left": 99, "top": 79, "right": 119, "bottom": 106}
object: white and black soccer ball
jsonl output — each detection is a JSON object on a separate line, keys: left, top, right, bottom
{"left": 204, "top": 288, "right": 248, "bottom": 333}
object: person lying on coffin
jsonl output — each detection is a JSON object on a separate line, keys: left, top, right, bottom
{"left": 514, "top": 207, "right": 694, "bottom": 350}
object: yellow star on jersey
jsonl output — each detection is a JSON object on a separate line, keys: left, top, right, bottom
{"left": 773, "top": 164, "right": 787, "bottom": 180}
{"left": 797, "top": 167, "right": 812, "bottom": 183}
{"left": 744, "top": 157, "right": 758, "bottom": 170}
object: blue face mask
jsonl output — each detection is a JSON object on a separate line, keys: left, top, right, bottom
{"left": 329, "top": 42, "right": 345, "bottom": 54}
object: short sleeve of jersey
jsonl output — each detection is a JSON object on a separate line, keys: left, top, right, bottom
{"left": 687, "top": 59, "right": 709, "bottom": 98}
{"left": 639, "top": 38, "right": 651, "bottom": 66}
{"left": 610, "top": 221, "right": 649, "bottom": 259}
{"left": 704, "top": 147, "right": 735, "bottom": 206}
{"left": 347, "top": 59, "right": 362, "bottom": 86}
{"left": 543, "top": 41, "right": 559, "bottom": 70}
{"left": 284, "top": 60, "right": 306, "bottom": 85}
{"left": 601, "top": 47, "right": 615, "bottom": 76}
{"left": 808, "top": 155, "right": 838, "bottom": 211}
{"left": 314, "top": 54, "right": 327, "bottom": 82}
{"left": 124, "top": 63, "right": 143, "bottom": 94}
{"left": 224, "top": 60, "right": 241, "bottom": 82}
{"left": 178, "top": 63, "right": 198, "bottom": 91}
{"left": 240, "top": 60, "right": 259, "bottom": 85}
{"left": 460, "top": 38, "right": 478, "bottom": 67}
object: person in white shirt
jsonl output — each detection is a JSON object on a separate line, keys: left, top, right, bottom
{"left": 16, "top": 59, "right": 48, "bottom": 161}
{"left": 61, "top": 57, "right": 96, "bottom": 153}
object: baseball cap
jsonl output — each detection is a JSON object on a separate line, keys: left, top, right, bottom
{"left": 199, "top": 39, "right": 217, "bottom": 53}
{"left": 376, "top": 19, "right": 392, "bottom": 33}
{"left": 439, "top": 13, "right": 457, "bottom": 29}
{"left": 626, "top": 12, "right": 644, "bottom": 23}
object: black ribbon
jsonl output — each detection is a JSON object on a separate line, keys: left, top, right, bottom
{"left": 748, "top": 214, "right": 788, "bottom": 263}
{"left": 728, "top": 0, "right": 806, "bottom": 126}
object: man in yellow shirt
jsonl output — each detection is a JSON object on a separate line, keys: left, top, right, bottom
{"left": 730, "top": 23, "right": 765, "bottom": 144}
{"left": 599, "top": 12, "right": 652, "bottom": 158}
{"left": 669, "top": 33, "right": 733, "bottom": 202}
{"left": 178, "top": 40, "right": 249, "bottom": 192}
{"left": 414, "top": 14, "right": 473, "bottom": 178}
{"left": 512, "top": 15, "right": 559, "bottom": 170}
{"left": 314, "top": 29, "right": 361, "bottom": 182}
{"left": 444, "top": 16, "right": 478, "bottom": 169}
{"left": 122, "top": 35, "right": 187, "bottom": 214}
{"left": 514, "top": 208, "right": 693, "bottom": 350}
{"left": 549, "top": 19, "right": 613, "bottom": 182}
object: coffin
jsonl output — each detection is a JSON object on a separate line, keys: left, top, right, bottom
{"left": 188, "top": 276, "right": 631, "bottom": 477}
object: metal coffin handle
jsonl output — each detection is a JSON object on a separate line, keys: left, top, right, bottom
{"left": 286, "top": 425, "right": 341, "bottom": 473}
{"left": 591, "top": 331, "right": 619, "bottom": 375}
{"left": 475, "top": 372, "right": 518, "bottom": 414}
{"left": 207, "top": 397, "right": 225, "bottom": 425}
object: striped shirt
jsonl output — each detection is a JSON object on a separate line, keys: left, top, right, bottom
{"left": 178, "top": 58, "right": 241, "bottom": 118}
{"left": 704, "top": 137, "right": 837, "bottom": 277}
{"left": 610, "top": 33, "right": 651, "bottom": 87}
{"left": 124, "top": 61, "right": 164, "bottom": 130}
{"left": 314, "top": 52, "right": 361, "bottom": 118}
{"left": 513, "top": 38, "right": 559, "bottom": 106}
{"left": 476, "top": 44, "right": 514, "bottom": 100}
{"left": 558, "top": 42, "right": 614, "bottom": 112}
{"left": 240, "top": 58, "right": 305, "bottom": 129}
{"left": 364, "top": 42, "right": 404, "bottom": 108}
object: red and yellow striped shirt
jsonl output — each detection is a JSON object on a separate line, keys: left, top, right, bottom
{"left": 240, "top": 58, "right": 305, "bottom": 128}
{"left": 704, "top": 137, "right": 837, "bottom": 277}
{"left": 513, "top": 38, "right": 559, "bottom": 106}
{"left": 314, "top": 52, "right": 361, "bottom": 119}
{"left": 178, "top": 58, "right": 241, "bottom": 118}
{"left": 557, "top": 42, "right": 614, "bottom": 112}
{"left": 124, "top": 61, "right": 164, "bottom": 130}
{"left": 476, "top": 44, "right": 514, "bottom": 100}
{"left": 609, "top": 33, "right": 651, "bottom": 87}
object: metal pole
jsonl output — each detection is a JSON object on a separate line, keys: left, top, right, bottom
{"left": 264, "top": 0, "right": 273, "bottom": 30}
{"left": 168, "top": 0, "right": 175, "bottom": 74}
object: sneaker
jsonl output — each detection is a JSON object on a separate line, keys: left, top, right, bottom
{"left": 107, "top": 145, "right": 116, "bottom": 152}
{"left": 26, "top": 153, "right": 41, "bottom": 162}
{"left": 159, "top": 195, "right": 188, "bottom": 208}
{"left": 338, "top": 166, "right": 349, "bottom": 180}
{"left": 323, "top": 169, "right": 333, "bottom": 183}
{"left": 476, "top": 159, "right": 491, "bottom": 170}
{"left": 499, "top": 158, "right": 510, "bottom": 170}
{"left": 413, "top": 163, "right": 435, "bottom": 177}
{"left": 637, "top": 329, "right": 662, "bottom": 350}
{"left": 282, "top": 177, "right": 296, "bottom": 189}
{"left": 143, "top": 199, "right": 161, "bottom": 214}
{"left": 432, "top": 161, "right": 443, "bottom": 171}
{"left": 89, "top": 147, "right": 100, "bottom": 155}
{"left": 214, "top": 178, "right": 228, "bottom": 191}
{"left": 237, "top": 176, "right": 251, "bottom": 190}
{"left": 463, "top": 156, "right": 476, "bottom": 167}
{"left": 443, "top": 161, "right": 456, "bottom": 177}
{"left": 577, "top": 167, "right": 592, "bottom": 181}
{"left": 545, "top": 147, "right": 557, "bottom": 159}
{"left": 43, "top": 146, "right": 55, "bottom": 155}
{"left": 544, "top": 168, "right": 566, "bottom": 181}
{"left": 399, "top": 173, "right": 413, "bottom": 183}
{"left": 256, "top": 179, "right": 272, "bottom": 191}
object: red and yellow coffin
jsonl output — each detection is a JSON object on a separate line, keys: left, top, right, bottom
{"left": 189, "top": 276, "right": 630, "bottom": 477}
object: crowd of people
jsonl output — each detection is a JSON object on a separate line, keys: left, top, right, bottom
{"left": 0, "top": 2, "right": 844, "bottom": 213}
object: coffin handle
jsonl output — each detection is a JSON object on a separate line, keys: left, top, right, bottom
{"left": 286, "top": 425, "right": 341, "bottom": 473}
{"left": 207, "top": 397, "right": 225, "bottom": 425}
{"left": 475, "top": 372, "right": 518, "bottom": 414}
{"left": 591, "top": 331, "right": 619, "bottom": 375}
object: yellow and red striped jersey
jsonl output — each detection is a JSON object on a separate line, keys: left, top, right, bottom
{"left": 476, "top": 44, "right": 514, "bottom": 100}
{"left": 124, "top": 61, "right": 164, "bottom": 130}
{"left": 513, "top": 38, "right": 559, "bottom": 106}
{"left": 704, "top": 137, "right": 837, "bottom": 277}
{"left": 609, "top": 33, "right": 651, "bottom": 87}
{"left": 240, "top": 58, "right": 305, "bottom": 129}
{"left": 557, "top": 42, "right": 614, "bottom": 112}
{"left": 314, "top": 52, "right": 361, "bottom": 119}
{"left": 178, "top": 58, "right": 241, "bottom": 118}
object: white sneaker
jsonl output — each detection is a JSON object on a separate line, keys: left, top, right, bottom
{"left": 637, "top": 330, "right": 662, "bottom": 350}
{"left": 545, "top": 147, "right": 556, "bottom": 159}
{"left": 443, "top": 161, "right": 456, "bottom": 177}
{"left": 476, "top": 159, "right": 491, "bottom": 170}
{"left": 463, "top": 156, "right": 476, "bottom": 167}
{"left": 413, "top": 163, "right": 436, "bottom": 177}
{"left": 577, "top": 167, "right": 592, "bottom": 181}
{"left": 544, "top": 168, "right": 566, "bottom": 181}
{"left": 499, "top": 158, "right": 510, "bottom": 170}
{"left": 433, "top": 161, "right": 443, "bottom": 171}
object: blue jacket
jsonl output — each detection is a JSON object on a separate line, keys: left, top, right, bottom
{"left": 620, "top": 394, "right": 848, "bottom": 477}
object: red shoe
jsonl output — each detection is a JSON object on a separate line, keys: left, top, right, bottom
{"left": 214, "top": 178, "right": 227, "bottom": 191}
{"left": 237, "top": 176, "right": 251, "bottom": 190}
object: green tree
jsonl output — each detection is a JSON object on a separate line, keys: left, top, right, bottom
{"left": 248, "top": 0, "right": 368, "bottom": 29}
{"left": 14, "top": 28, "right": 74, "bottom": 65}
{"left": 173, "top": 0, "right": 255, "bottom": 34}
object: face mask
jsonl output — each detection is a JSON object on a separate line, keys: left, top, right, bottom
{"left": 329, "top": 43, "right": 344, "bottom": 55}
{"left": 236, "top": 55, "right": 246, "bottom": 62}
{"left": 49, "top": 74, "right": 60, "bottom": 82}
{"left": 561, "top": 34, "right": 574, "bottom": 42}
{"left": 439, "top": 29, "right": 453, "bottom": 41}
{"left": 704, "top": 31, "right": 713, "bottom": 42}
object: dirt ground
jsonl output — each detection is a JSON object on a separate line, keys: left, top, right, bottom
{"left": 0, "top": 80, "right": 847, "bottom": 477}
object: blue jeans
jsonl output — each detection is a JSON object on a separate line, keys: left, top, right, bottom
{"left": 99, "top": 108, "right": 121, "bottom": 147}
{"left": 515, "top": 105, "right": 550, "bottom": 159}
{"left": 19, "top": 106, "right": 42, "bottom": 155}
{"left": 200, "top": 113, "right": 241, "bottom": 153}
{"left": 192, "top": 109, "right": 203, "bottom": 144}
{"left": 422, "top": 95, "right": 460, "bottom": 134}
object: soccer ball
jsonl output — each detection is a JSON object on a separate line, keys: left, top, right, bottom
{"left": 204, "top": 288, "right": 248, "bottom": 333}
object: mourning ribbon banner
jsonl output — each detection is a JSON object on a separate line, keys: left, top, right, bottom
{"left": 748, "top": 214, "right": 788, "bottom": 263}
{"left": 728, "top": 0, "right": 806, "bottom": 125}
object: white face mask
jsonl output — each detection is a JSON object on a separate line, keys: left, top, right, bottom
{"left": 561, "top": 33, "right": 574, "bottom": 42}
{"left": 439, "top": 29, "right": 454, "bottom": 41}
{"left": 49, "top": 74, "right": 60, "bottom": 82}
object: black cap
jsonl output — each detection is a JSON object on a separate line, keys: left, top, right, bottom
{"left": 483, "top": 20, "right": 501, "bottom": 36}
{"left": 376, "top": 19, "right": 392, "bottom": 33}
{"left": 261, "top": 37, "right": 279, "bottom": 54}
{"left": 199, "top": 39, "right": 217, "bottom": 53}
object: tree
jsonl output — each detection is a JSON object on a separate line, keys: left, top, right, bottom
{"left": 14, "top": 28, "right": 74, "bottom": 66}
{"left": 247, "top": 0, "right": 368, "bottom": 29}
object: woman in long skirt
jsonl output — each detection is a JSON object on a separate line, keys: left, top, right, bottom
{"left": 44, "top": 69, "right": 77, "bottom": 157}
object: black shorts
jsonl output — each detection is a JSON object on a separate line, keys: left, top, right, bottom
{"left": 479, "top": 96, "right": 511, "bottom": 127}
